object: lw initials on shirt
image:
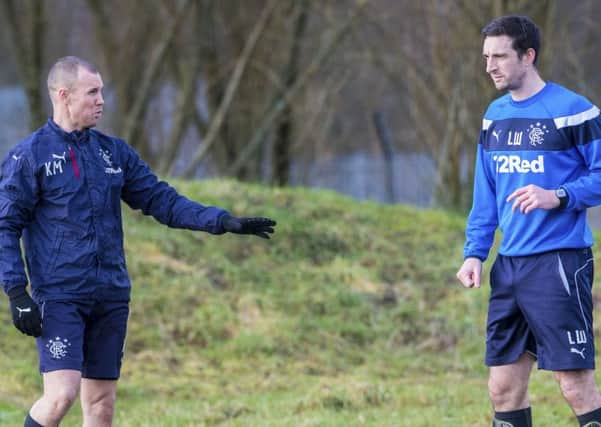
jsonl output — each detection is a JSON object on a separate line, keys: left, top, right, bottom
{"left": 567, "top": 330, "right": 587, "bottom": 345}
{"left": 507, "top": 131, "right": 523, "bottom": 146}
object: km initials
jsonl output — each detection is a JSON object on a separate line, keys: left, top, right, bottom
{"left": 45, "top": 152, "right": 66, "bottom": 177}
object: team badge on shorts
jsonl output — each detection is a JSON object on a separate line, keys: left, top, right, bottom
{"left": 46, "top": 336, "right": 72, "bottom": 359}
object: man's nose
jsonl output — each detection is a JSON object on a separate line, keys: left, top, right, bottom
{"left": 486, "top": 58, "right": 496, "bottom": 73}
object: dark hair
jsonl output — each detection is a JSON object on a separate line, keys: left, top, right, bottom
{"left": 482, "top": 15, "right": 541, "bottom": 65}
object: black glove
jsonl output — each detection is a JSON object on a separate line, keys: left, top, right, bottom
{"left": 7, "top": 286, "right": 42, "bottom": 337}
{"left": 222, "top": 215, "right": 276, "bottom": 239}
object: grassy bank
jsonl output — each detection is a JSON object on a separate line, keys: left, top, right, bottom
{"left": 0, "top": 180, "right": 595, "bottom": 426}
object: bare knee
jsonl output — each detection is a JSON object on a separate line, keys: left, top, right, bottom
{"left": 488, "top": 355, "right": 533, "bottom": 411}
{"left": 489, "top": 374, "right": 530, "bottom": 410}
{"left": 82, "top": 391, "right": 116, "bottom": 425}
{"left": 489, "top": 376, "right": 518, "bottom": 408}
{"left": 557, "top": 375, "right": 584, "bottom": 406}
{"left": 555, "top": 370, "right": 601, "bottom": 413}
{"left": 44, "top": 386, "right": 78, "bottom": 419}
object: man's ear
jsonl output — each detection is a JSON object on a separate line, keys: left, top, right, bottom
{"left": 525, "top": 47, "right": 537, "bottom": 66}
{"left": 57, "top": 88, "right": 69, "bottom": 103}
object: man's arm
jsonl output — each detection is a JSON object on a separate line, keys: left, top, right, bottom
{"left": 458, "top": 136, "right": 498, "bottom": 289}
{"left": 120, "top": 142, "right": 276, "bottom": 237}
{"left": 0, "top": 151, "right": 37, "bottom": 292}
{"left": 507, "top": 112, "right": 601, "bottom": 213}
{"left": 0, "top": 150, "right": 42, "bottom": 337}
{"left": 462, "top": 141, "right": 498, "bottom": 262}
{"left": 562, "top": 114, "right": 601, "bottom": 211}
{"left": 120, "top": 142, "right": 229, "bottom": 233}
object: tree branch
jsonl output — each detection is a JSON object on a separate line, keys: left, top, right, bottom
{"left": 180, "top": 0, "right": 279, "bottom": 178}
{"left": 225, "top": 0, "right": 368, "bottom": 177}
{"left": 122, "top": 0, "right": 193, "bottom": 146}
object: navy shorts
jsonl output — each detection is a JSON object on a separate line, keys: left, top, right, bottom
{"left": 486, "top": 248, "right": 595, "bottom": 371}
{"left": 36, "top": 299, "right": 129, "bottom": 379}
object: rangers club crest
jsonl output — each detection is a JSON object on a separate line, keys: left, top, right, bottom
{"left": 46, "top": 336, "right": 71, "bottom": 359}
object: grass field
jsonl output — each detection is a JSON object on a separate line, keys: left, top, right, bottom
{"left": 0, "top": 179, "right": 597, "bottom": 426}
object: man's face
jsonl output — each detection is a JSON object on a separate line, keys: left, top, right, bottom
{"left": 482, "top": 35, "right": 528, "bottom": 92}
{"left": 65, "top": 68, "right": 104, "bottom": 129}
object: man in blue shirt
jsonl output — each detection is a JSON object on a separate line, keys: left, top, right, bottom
{"left": 1, "top": 56, "right": 276, "bottom": 427}
{"left": 457, "top": 15, "right": 601, "bottom": 427}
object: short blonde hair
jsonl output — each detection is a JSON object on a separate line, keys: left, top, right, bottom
{"left": 47, "top": 56, "right": 99, "bottom": 93}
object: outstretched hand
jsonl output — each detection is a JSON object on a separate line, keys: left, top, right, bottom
{"left": 222, "top": 215, "right": 276, "bottom": 239}
{"left": 7, "top": 286, "right": 42, "bottom": 337}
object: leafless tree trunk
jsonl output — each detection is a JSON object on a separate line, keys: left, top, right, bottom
{"left": 120, "top": 0, "right": 192, "bottom": 152}
{"left": 272, "top": 0, "right": 310, "bottom": 186}
{"left": 87, "top": 0, "right": 192, "bottom": 163}
{"left": 226, "top": 0, "right": 368, "bottom": 177}
{"left": 158, "top": 2, "right": 204, "bottom": 175}
{"left": 1, "top": 0, "right": 46, "bottom": 130}
{"left": 180, "top": 0, "right": 279, "bottom": 178}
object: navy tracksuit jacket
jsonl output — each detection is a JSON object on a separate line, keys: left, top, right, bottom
{"left": 0, "top": 119, "right": 228, "bottom": 302}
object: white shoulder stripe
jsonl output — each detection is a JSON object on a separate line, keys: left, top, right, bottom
{"left": 482, "top": 119, "right": 492, "bottom": 130}
{"left": 554, "top": 106, "right": 600, "bottom": 129}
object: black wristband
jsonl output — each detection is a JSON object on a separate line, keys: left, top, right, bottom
{"left": 7, "top": 286, "right": 28, "bottom": 300}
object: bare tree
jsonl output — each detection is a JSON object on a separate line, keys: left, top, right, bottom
{"left": 5, "top": 0, "right": 601, "bottom": 208}
{"left": 87, "top": 0, "right": 192, "bottom": 161}
{"left": 353, "top": 0, "right": 559, "bottom": 209}
{"left": 180, "top": 0, "right": 279, "bottom": 178}
{"left": 272, "top": 0, "right": 310, "bottom": 186}
{"left": 225, "top": 0, "right": 368, "bottom": 178}
{"left": 1, "top": 0, "right": 46, "bottom": 130}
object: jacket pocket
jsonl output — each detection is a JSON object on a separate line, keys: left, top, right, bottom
{"left": 47, "top": 230, "right": 64, "bottom": 276}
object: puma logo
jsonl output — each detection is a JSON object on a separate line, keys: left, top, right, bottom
{"left": 12, "top": 154, "right": 21, "bottom": 161}
{"left": 570, "top": 347, "right": 586, "bottom": 359}
{"left": 52, "top": 152, "right": 66, "bottom": 162}
{"left": 16, "top": 306, "right": 31, "bottom": 318}
{"left": 492, "top": 129, "right": 502, "bottom": 142}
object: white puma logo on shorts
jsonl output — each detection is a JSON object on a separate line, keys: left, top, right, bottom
{"left": 570, "top": 347, "right": 586, "bottom": 359}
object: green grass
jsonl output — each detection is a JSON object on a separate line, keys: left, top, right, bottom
{"left": 0, "top": 179, "right": 595, "bottom": 426}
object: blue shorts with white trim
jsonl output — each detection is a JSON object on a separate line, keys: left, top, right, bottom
{"left": 486, "top": 248, "right": 595, "bottom": 371}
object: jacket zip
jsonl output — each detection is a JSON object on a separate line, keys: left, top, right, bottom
{"left": 68, "top": 145, "right": 81, "bottom": 179}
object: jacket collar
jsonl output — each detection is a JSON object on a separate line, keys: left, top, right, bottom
{"left": 46, "top": 118, "right": 90, "bottom": 144}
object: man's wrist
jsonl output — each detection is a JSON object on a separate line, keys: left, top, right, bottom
{"left": 7, "top": 285, "right": 28, "bottom": 300}
{"left": 555, "top": 186, "right": 569, "bottom": 210}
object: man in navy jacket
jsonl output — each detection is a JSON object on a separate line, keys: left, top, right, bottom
{"left": 1, "top": 56, "right": 276, "bottom": 427}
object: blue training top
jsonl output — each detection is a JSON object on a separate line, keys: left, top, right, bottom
{"left": 464, "top": 82, "right": 601, "bottom": 261}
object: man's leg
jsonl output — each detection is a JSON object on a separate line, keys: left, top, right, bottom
{"left": 489, "top": 353, "right": 535, "bottom": 426}
{"left": 555, "top": 369, "right": 601, "bottom": 425}
{"left": 80, "top": 378, "right": 118, "bottom": 427}
{"left": 27, "top": 369, "right": 81, "bottom": 427}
